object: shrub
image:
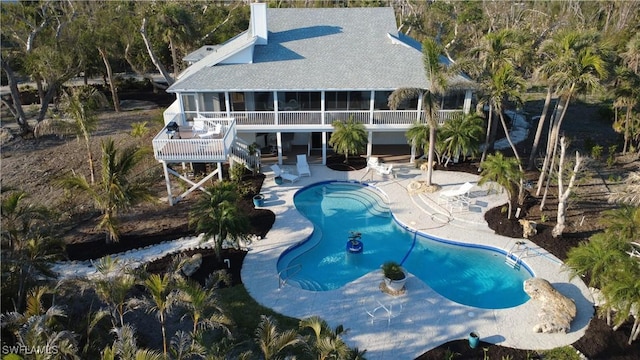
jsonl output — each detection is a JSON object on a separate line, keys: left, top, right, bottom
{"left": 381, "top": 261, "right": 405, "bottom": 280}
{"left": 591, "top": 144, "right": 603, "bottom": 160}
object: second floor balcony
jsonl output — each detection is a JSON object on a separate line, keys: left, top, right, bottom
{"left": 164, "top": 105, "right": 464, "bottom": 132}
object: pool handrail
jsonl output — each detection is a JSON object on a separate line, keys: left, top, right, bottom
{"left": 278, "top": 263, "right": 302, "bottom": 289}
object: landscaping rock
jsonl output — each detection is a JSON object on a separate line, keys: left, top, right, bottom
{"left": 519, "top": 219, "right": 538, "bottom": 238}
{"left": 524, "top": 277, "right": 576, "bottom": 334}
{"left": 181, "top": 253, "right": 203, "bottom": 276}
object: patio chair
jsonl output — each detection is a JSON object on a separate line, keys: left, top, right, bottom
{"left": 296, "top": 154, "right": 311, "bottom": 176}
{"left": 197, "top": 124, "right": 222, "bottom": 139}
{"left": 438, "top": 182, "right": 474, "bottom": 209}
{"left": 367, "top": 156, "right": 394, "bottom": 177}
{"left": 270, "top": 164, "right": 299, "bottom": 183}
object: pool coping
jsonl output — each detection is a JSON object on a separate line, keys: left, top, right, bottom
{"left": 242, "top": 164, "right": 595, "bottom": 360}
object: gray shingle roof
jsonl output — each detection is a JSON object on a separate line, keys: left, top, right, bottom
{"left": 168, "top": 7, "right": 430, "bottom": 93}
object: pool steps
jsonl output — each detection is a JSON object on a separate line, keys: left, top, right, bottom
{"left": 322, "top": 183, "right": 390, "bottom": 217}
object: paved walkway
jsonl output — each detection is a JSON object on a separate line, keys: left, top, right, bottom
{"left": 242, "top": 163, "right": 594, "bottom": 360}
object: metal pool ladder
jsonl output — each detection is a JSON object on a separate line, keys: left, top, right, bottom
{"left": 278, "top": 263, "right": 302, "bottom": 289}
{"left": 505, "top": 241, "right": 526, "bottom": 269}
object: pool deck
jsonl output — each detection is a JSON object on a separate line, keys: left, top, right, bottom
{"left": 242, "top": 163, "right": 594, "bottom": 359}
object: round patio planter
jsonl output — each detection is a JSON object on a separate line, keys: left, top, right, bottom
{"left": 468, "top": 332, "right": 479, "bottom": 348}
{"left": 253, "top": 194, "right": 265, "bottom": 207}
{"left": 384, "top": 273, "right": 407, "bottom": 292}
{"left": 274, "top": 176, "right": 283, "bottom": 185}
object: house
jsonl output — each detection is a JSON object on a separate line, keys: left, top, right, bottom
{"left": 152, "top": 3, "right": 474, "bottom": 204}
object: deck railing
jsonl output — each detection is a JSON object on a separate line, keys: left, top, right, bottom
{"left": 152, "top": 118, "right": 236, "bottom": 163}
{"left": 186, "top": 109, "right": 462, "bottom": 127}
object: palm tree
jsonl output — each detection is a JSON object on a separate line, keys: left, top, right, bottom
{"left": 142, "top": 273, "right": 175, "bottom": 358}
{"left": 612, "top": 66, "right": 640, "bottom": 154}
{"left": 254, "top": 315, "right": 306, "bottom": 360}
{"left": 1, "top": 287, "right": 80, "bottom": 359}
{"left": 621, "top": 32, "right": 640, "bottom": 75}
{"left": 478, "top": 152, "right": 522, "bottom": 219}
{"left": 93, "top": 269, "right": 136, "bottom": 327}
{"left": 328, "top": 117, "right": 367, "bottom": 164}
{"left": 176, "top": 276, "right": 233, "bottom": 341}
{"left": 609, "top": 171, "right": 640, "bottom": 206}
{"left": 483, "top": 63, "right": 527, "bottom": 203}
{"left": 1, "top": 191, "right": 50, "bottom": 254}
{"left": 565, "top": 232, "right": 627, "bottom": 289}
{"left": 599, "top": 206, "right": 640, "bottom": 241}
{"left": 466, "top": 29, "right": 526, "bottom": 164}
{"left": 404, "top": 119, "right": 431, "bottom": 163}
{"left": 1, "top": 192, "right": 63, "bottom": 312}
{"left": 59, "top": 86, "right": 106, "bottom": 184}
{"left": 102, "top": 325, "right": 164, "bottom": 360}
{"left": 157, "top": 3, "right": 195, "bottom": 78}
{"left": 438, "top": 113, "right": 485, "bottom": 165}
{"left": 189, "top": 181, "right": 251, "bottom": 261}
{"left": 299, "top": 316, "right": 351, "bottom": 360}
{"left": 602, "top": 260, "right": 640, "bottom": 344}
{"left": 59, "top": 139, "right": 155, "bottom": 243}
{"left": 535, "top": 30, "right": 608, "bottom": 196}
{"left": 389, "top": 38, "right": 449, "bottom": 186}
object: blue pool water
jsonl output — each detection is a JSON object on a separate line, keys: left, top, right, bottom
{"left": 277, "top": 182, "right": 533, "bottom": 309}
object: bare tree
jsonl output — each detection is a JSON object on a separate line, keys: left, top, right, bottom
{"left": 552, "top": 136, "right": 584, "bottom": 238}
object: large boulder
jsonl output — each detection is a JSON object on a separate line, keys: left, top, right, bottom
{"left": 523, "top": 278, "right": 576, "bottom": 334}
{"left": 181, "top": 253, "right": 203, "bottom": 276}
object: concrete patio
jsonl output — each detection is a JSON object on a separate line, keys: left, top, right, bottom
{"left": 242, "top": 162, "right": 594, "bottom": 360}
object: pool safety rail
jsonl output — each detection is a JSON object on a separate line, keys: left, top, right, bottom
{"left": 505, "top": 241, "right": 562, "bottom": 268}
{"left": 278, "top": 263, "right": 302, "bottom": 289}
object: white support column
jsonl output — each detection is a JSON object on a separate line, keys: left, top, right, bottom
{"left": 463, "top": 89, "right": 473, "bottom": 114}
{"left": 369, "top": 90, "right": 375, "bottom": 124}
{"left": 273, "top": 91, "right": 279, "bottom": 125}
{"left": 320, "top": 91, "right": 325, "bottom": 125}
{"left": 224, "top": 92, "right": 231, "bottom": 117}
{"left": 177, "top": 94, "right": 186, "bottom": 125}
{"left": 417, "top": 92, "right": 424, "bottom": 122}
{"left": 322, "top": 131, "right": 327, "bottom": 165}
{"left": 217, "top": 162, "right": 223, "bottom": 180}
{"left": 367, "top": 131, "right": 373, "bottom": 159}
{"left": 276, "top": 132, "right": 283, "bottom": 164}
{"left": 161, "top": 161, "right": 174, "bottom": 206}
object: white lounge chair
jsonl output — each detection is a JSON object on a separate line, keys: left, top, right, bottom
{"left": 367, "top": 157, "right": 394, "bottom": 177}
{"left": 197, "top": 124, "right": 222, "bottom": 139}
{"left": 296, "top": 154, "right": 311, "bottom": 176}
{"left": 270, "top": 164, "right": 299, "bottom": 183}
{"left": 438, "top": 182, "right": 474, "bottom": 209}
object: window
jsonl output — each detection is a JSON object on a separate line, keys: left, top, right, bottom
{"left": 201, "top": 92, "right": 226, "bottom": 112}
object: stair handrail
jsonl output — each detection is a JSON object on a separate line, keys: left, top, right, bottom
{"left": 230, "top": 138, "right": 261, "bottom": 171}
{"left": 278, "top": 263, "right": 302, "bottom": 289}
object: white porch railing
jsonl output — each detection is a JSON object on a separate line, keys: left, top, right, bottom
{"left": 152, "top": 118, "right": 236, "bottom": 163}
{"left": 181, "top": 109, "right": 462, "bottom": 127}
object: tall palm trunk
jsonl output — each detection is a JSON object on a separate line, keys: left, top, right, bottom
{"left": 426, "top": 124, "right": 435, "bottom": 186}
{"left": 539, "top": 85, "right": 575, "bottom": 210}
{"left": 496, "top": 103, "right": 525, "bottom": 204}
{"left": 480, "top": 106, "right": 494, "bottom": 165}
{"left": 623, "top": 106, "right": 631, "bottom": 154}
{"left": 527, "top": 87, "right": 553, "bottom": 170}
{"left": 537, "top": 83, "right": 575, "bottom": 196}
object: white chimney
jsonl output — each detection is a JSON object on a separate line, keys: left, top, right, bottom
{"left": 250, "top": 2, "right": 268, "bottom": 45}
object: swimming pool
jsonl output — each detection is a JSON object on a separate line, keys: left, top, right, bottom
{"left": 277, "top": 181, "right": 533, "bottom": 309}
